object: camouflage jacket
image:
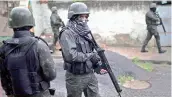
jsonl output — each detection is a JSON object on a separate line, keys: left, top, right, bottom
{"left": 50, "top": 13, "right": 64, "bottom": 29}
{"left": 0, "top": 31, "right": 56, "bottom": 96}
{"left": 145, "top": 10, "right": 160, "bottom": 29}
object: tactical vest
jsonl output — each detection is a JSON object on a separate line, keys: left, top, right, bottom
{"left": 3, "top": 37, "right": 50, "bottom": 95}
{"left": 146, "top": 11, "right": 158, "bottom": 26}
{"left": 59, "top": 27, "right": 94, "bottom": 75}
{"left": 50, "top": 14, "right": 62, "bottom": 29}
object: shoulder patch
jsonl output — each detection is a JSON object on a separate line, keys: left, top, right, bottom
{"left": 3, "top": 38, "right": 19, "bottom": 45}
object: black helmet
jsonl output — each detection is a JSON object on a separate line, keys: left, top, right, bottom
{"left": 68, "top": 2, "right": 89, "bottom": 19}
{"left": 150, "top": 3, "right": 157, "bottom": 8}
{"left": 51, "top": 6, "right": 57, "bottom": 13}
{"left": 8, "top": 7, "right": 35, "bottom": 28}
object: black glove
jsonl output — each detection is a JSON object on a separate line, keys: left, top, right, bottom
{"left": 93, "top": 61, "right": 101, "bottom": 69}
{"left": 160, "top": 20, "right": 162, "bottom": 25}
{"left": 90, "top": 53, "right": 101, "bottom": 65}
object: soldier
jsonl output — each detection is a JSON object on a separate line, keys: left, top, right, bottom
{"left": 59, "top": 2, "right": 107, "bottom": 97}
{"left": 0, "top": 7, "right": 56, "bottom": 97}
{"left": 141, "top": 3, "right": 166, "bottom": 53}
{"left": 50, "top": 6, "right": 64, "bottom": 51}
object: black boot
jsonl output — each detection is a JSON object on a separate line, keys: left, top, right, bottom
{"left": 141, "top": 38, "right": 150, "bottom": 53}
{"left": 159, "top": 50, "right": 166, "bottom": 53}
{"left": 157, "top": 42, "right": 166, "bottom": 53}
{"left": 155, "top": 35, "right": 166, "bottom": 54}
{"left": 141, "top": 49, "right": 148, "bottom": 52}
{"left": 141, "top": 46, "right": 148, "bottom": 53}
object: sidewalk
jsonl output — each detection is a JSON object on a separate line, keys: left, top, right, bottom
{"left": 105, "top": 46, "right": 171, "bottom": 65}
{"left": 52, "top": 46, "right": 171, "bottom": 65}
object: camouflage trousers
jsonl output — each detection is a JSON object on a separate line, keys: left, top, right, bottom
{"left": 141, "top": 27, "right": 162, "bottom": 51}
{"left": 52, "top": 28, "right": 59, "bottom": 46}
{"left": 14, "top": 90, "right": 51, "bottom": 97}
{"left": 65, "top": 71, "right": 101, "bottom": 97}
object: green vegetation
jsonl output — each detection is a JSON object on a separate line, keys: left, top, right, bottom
{"left": 118, "top": 75, "right": 134, "bottom": 85}
{"left": 132, "top": 57, "right": 153, "bottom": 72}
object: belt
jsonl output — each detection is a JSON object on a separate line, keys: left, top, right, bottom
{"left": 67, "top": 69, "right": 94, "bottom": 75}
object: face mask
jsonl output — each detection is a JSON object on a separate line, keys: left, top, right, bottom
{"left": 151, "top": 8, "right": 156, "bottom": 12}
{"left": 78, "top": 16, "right": 88, "bottom": 23}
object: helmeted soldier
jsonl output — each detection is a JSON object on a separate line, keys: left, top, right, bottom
{"left": 141, "top": 3, "right": 166, "bottom": 53}
{"left": 59, "top": 2, "right": 107, "bottom": 97}
{"left": 0, "top": 7, "right": 56, "bottom": 97}
{"left": 50, "top": 6, "right": 64, "bottom": 51}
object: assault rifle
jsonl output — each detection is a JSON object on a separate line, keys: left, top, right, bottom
{"left": 89, "top": 32, "right": 122, "bottom": 97}
{"left": 156, "top": 12, "right": 166, "bottom": 35}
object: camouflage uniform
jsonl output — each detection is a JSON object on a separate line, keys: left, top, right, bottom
{"left": 0, "top": 7, "right": 56, "bottom": 97}
{"left": 66, "top": 72, "right": 99, "bottom": 97}
{"left": 141, "top": 3, "right": 166, "bottom": 53}
{"left": 50, "top": 6, "right": 64, "bottom": 48}
{"left": 59, "top": 2, "right": 101, "bottom": 97}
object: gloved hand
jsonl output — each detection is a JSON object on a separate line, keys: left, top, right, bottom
{"left": 159, "top": 20, "right": 162, "bottom": 25}
{"left": 90, "top": 53, "right": 101, "bottom": 65}
{"left": 93, "top": 61, "right": 101, "bottom": 69}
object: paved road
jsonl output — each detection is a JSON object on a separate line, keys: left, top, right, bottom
{"left": 0, "top": 51, "right": 171, "bottom": 97}
{"left": 50, "top": 51, "right": 171, "bottom": 97}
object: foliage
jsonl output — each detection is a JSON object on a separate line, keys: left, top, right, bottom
{"left": 118, "top": 75, "right": 134, "bottom": 85}
{"left": 132, "top": 57, "right": 153, "bottom": 72}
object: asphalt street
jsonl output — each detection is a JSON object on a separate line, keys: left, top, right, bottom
{"left": 0, "top": 51, "right": 171, "bottom": 97}
{"left": 50, "top": 51, "right": 171, "bottom": 97}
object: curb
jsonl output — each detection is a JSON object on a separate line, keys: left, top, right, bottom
{"left": 139, "top": 59, "right": 171, "bottom": 65}
{"left": 51, "top": 55, "right": 171, "bottom": 65}
{"left": 129, "top": 58, "right": 171, "bottom": 65}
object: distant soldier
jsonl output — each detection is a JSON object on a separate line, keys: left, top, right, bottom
{"left": 0, "top": 7, "right": 56, "bottom": 97}
{"left": 50, "top": 6, "right": 64, "bottom": 51}
{"left": 141, "top": 3, "right": 166, "bottom": 53}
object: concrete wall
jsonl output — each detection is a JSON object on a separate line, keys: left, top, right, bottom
{"left": 0, "top": 1, "right": 20, "bottom": 36}
{"left": 31, "top": 1, "right": 171, "bottom": 47}
{"left": 157, "top": 5, "right": 171, "bottom": 47}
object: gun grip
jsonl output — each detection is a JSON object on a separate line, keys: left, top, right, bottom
{"left": 49, "top": 88, "right": 56, "bottom": 95}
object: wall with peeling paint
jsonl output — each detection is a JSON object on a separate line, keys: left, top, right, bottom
{"left": 31, "top": 1, "right": 171, "bottom": 47}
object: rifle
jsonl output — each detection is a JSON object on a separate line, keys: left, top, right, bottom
{"left": 61, "top": 21, "right": 65, "bottom": 28}
{"left": 89, "top": 32, "right": 122, "bottom": 97}
{"left": 156, "top": 12, "right": 166, "bottom": 35}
